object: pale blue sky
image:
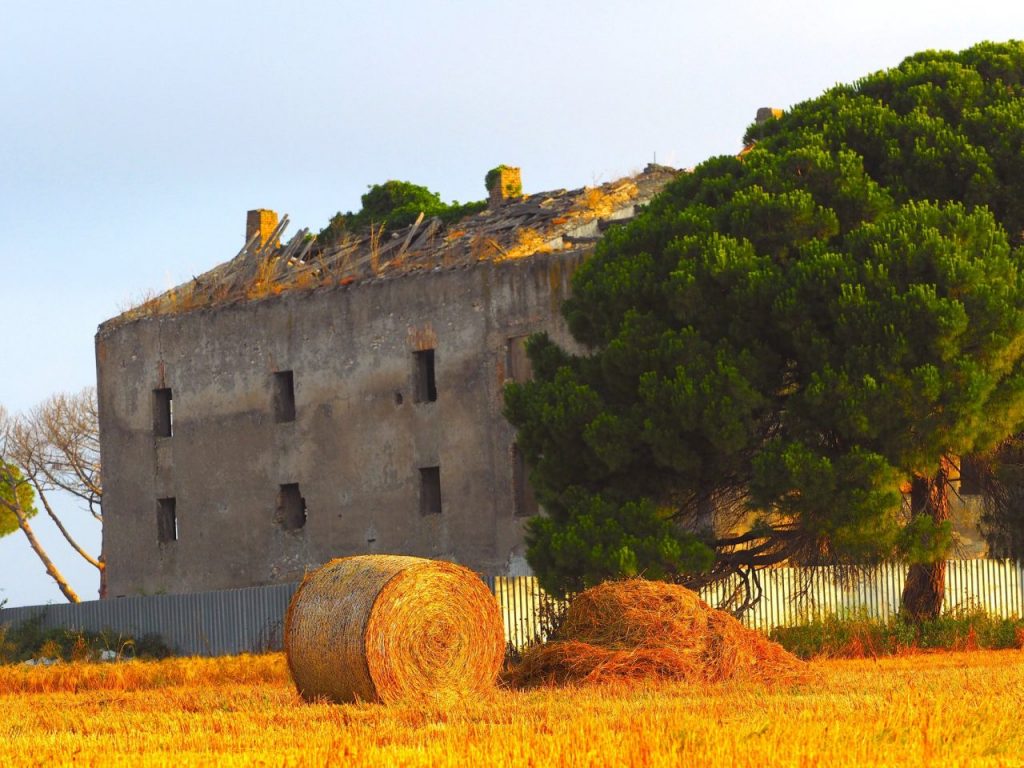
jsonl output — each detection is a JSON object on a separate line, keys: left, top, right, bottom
{"left": 1, "top": 0, "right": 1022, "bottom": 606}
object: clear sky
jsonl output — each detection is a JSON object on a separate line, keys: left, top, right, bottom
{"left": 1, "top": 0, "right": 1022, "bottom": 607}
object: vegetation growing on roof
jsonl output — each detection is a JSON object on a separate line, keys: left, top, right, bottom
{"left": 486, "top": 165, "right": 522, "bottom": 198}
{"left": 112, "top": 166, "right": 674, "bottom": 326}
{"left": 316, "top": 180, "right": 486, "bottom": 248}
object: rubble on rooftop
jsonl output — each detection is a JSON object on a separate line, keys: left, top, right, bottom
{"left": 115, "top": 164, "right": 681, "bottom": 325}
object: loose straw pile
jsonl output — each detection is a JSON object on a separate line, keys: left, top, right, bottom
{"left": 506, "top": 579, "right": 807, "bottom": 688}
{"left": 285, "top": 555, "right": 505, "bottom": 704}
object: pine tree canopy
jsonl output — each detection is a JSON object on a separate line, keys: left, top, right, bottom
{"left": 504, "top": 41, "right": 1024, "bottom": 599}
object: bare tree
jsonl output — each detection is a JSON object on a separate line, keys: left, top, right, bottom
{"left": 0, "top": 389, "right": 104, "bottom": 603}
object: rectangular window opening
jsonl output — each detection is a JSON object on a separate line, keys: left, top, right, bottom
{"left": 157, "top": 497, "right": 177, "bottom": 543}
{"left": 506, "top": 335, "right": 534, "bottom": 383}
{"left": 419, "top": 466, "right": 442, "bottom": 515}
{"left": 413, "top": 349, "right": 437, "bottom": 403}
{"left": 513, "top": 444, "right": 539, "bottom": 517}
{"left": 276, "top": 483, "right": 307, "bottom": 531}
{"left": 153, "top": 388, "right": 173, "bottom": 437}
{"left": 273, "top": 370, "right": 296, "bottom": 422}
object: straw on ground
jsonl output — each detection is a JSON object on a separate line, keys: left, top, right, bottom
{"left": 507, "top": 579, "right": 807, "bottom": 688}
{"left": 1, "top": 650, "right": 1023, "bottom": 766}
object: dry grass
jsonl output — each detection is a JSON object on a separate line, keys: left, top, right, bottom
{"left": 496, "top": 228, "right": 556, "bottom": 261}
{"left": 573, "top": 181, "right": 639, "bottom": 220}
{"left": 0, "top": 653, "right": 285, "bottom": 695}
{"left": 1, "top": 650, "right": 1023, "bottom": 766}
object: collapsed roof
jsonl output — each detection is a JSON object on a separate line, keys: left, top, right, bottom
{"left": 112, "top": 164, "right": 681, "bottom": 326}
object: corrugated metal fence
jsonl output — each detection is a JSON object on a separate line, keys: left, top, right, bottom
{"left": 0, "top": 582, "right": 299, "bottom": 657}
{"left": 2, "top": 559, "right": 1023, "bottom": 656}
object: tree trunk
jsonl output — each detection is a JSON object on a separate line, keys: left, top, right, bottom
{"left": 2, "top": 479, "right": 82, "bottom": 603}
{"left": 900, "top": 463, "right": 951, "bottom": 622}
{"left": 14, "top": 507, "right": 81, "bottom": 603}
{"left": 31, "top": 479, "right": 103, "bottom": 570}
{"left": 99, "top": 551, "right": 108, "bottom": 599}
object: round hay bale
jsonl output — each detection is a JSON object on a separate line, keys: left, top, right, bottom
{"left": 284, "top": 555, "right": 505, "bottom": 704}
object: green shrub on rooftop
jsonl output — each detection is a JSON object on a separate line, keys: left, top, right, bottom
{"left": 316, "top": 180, "right": 485, "bottom": 247}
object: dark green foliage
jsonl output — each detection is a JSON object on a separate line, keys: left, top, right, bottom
{"left": 0, "top": 614, "right": 172, "bottom": 663}
{"left": 506, "top": 41, "right": 1024, "bottom": 599}
{"left": 128, "top": 633, "right": 174, "bottom": 660}
{"left": 316, "top": 180, "right": 486, "bottom": 246}
{"left": 524, "top": 493, "right": 715, "bottom": 597}
{"left": 769, "top": 608, "right": 1024, "bottom": 659}
{"left": 485, "top": 166, "right": 505, "bottom": 194}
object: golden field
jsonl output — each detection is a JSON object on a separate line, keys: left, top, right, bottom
{"left": 2, "top": 651, "right": 1024, "bottom": 767}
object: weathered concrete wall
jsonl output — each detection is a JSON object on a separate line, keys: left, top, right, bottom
{"left": 96, "top": 253, "right": 584, "bottom": 597}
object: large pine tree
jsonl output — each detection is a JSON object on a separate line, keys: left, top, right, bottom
{"left": 505, "top": 41, "right": 1024, "bottom": 618}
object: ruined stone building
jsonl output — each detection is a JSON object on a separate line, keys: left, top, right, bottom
{"left": 96, "top": 165, "right": 680, "bottom": 596}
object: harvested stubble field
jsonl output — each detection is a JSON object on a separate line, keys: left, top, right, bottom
{"left": 2, "top": 651, "right": 1024, "bottom": 767}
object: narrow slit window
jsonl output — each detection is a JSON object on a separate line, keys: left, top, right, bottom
{"left": 273, "top": 370, "right": 296, "bottom": 422}
{"left": 512, "top": 444, "right": 539, "bottom": 517}
{"left": 419, "top": 466, "right": 442, "bottom": 515}
{"left": 157, "top": 497, "right": 177, "bottom": 543}
{"left": 413, "top": 349, "right": 437, "bottom": 403}
{"left": 506, "top": 335, "right": 533, "bottom": 383}
{"left": 276, "top": 483, "right": 307, "bottom": 531}
{"left": 153, "top": 388, "right": 173, "bottom": 437}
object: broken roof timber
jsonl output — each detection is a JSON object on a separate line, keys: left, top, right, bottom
{"left": 110, "top": 164, "right": 681, "bottom": 327}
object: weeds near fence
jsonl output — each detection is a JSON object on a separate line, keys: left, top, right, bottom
{"left": 0, "top": 614, "right": 172, "bottom": 664}
{"left": 502, "top": 592, "right": 569, "bottom": 668}
{"left": 770, "top": 607, "right": 1024, "bottom": 659}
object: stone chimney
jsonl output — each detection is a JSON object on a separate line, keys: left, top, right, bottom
{"left": 246, "top": 209, "right": 279, "bottom": 248}
{"left": 487, "top": 166, "right": 523, "bottom": 209}
{"left": 755, "top": 107, "right": 783, "bottom": 125}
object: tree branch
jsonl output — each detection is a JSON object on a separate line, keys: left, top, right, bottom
{"left": 0, "top": 468, "right": 80, "bottom": 603}
{"left": 28, "top": 475, "right": 103, "bottom": 571}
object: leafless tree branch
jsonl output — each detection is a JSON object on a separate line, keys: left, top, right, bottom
{"left": 0, "top": 406, "right": 83, "bottom": 602}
